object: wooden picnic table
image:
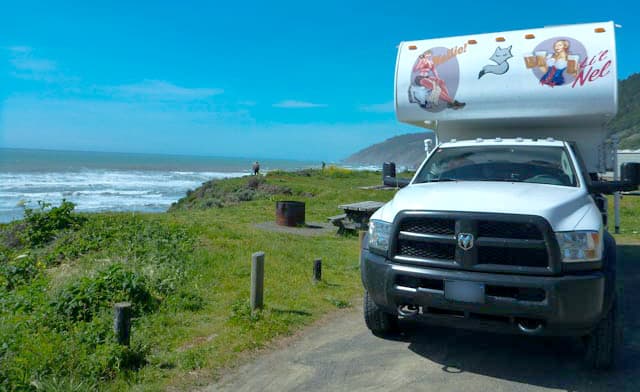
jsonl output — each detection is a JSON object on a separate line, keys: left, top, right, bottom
{"left": 328, "top": 201, "right": 385, "bottom": 234}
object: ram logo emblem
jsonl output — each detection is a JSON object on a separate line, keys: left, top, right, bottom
{"left": 457, "top": 233, "right": 474, "bottom": 251}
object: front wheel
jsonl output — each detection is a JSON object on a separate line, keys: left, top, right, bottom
{"left": 584, "top": 296, "right": 622, "bottom": 370}
{"left": 363, "top": 290, "right": 398, "bottom": 336}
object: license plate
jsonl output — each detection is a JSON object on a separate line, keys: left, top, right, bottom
{"left": 444, "top": 280, "right": 485, "bottom": 304}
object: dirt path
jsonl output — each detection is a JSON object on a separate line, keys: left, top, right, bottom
{"left": 204, "top": 244, "right": 640, "bottom": 392}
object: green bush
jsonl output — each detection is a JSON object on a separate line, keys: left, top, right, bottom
{"left": 324, "top": 165, "right": 354, "bottom": 178}
{"left": 0, "top": 254, "right": 42, "bottom": 290}
{"left": 23, "top": 200, "right": 84, "bottom": 247}
{"left": 52, "top": 264, "right": 158, "bottom": 322}
{"left": 169, "top": 176, "right": 293, "bottom": 210}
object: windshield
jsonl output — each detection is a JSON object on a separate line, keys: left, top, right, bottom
{"left": 414, "top": 145, "right": 578, "bottom": 187}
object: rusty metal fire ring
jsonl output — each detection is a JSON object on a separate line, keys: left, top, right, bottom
{"left": 275, "top": 201, "right": 305, "bottom": 227}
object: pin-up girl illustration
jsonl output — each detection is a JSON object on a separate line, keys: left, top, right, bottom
{"left": 539, "top": 39, "right": 574, "bottom": 87}
{"left": 412, "top": 50, "right": 465, "bottom": 109}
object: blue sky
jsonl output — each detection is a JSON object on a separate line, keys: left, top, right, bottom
{"left": 1, "top": 0, "right": 638, "bottom": 161}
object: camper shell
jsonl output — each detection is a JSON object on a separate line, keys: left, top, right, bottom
{"left": 361, "top": 21, "right": 639, "bottom": 369}
{"left": 395, "top": 20, "right": 618, "bottom": 173}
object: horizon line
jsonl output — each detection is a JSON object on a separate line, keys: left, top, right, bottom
{"left": 0, "top": 146, "right": 323, "bottom": 163}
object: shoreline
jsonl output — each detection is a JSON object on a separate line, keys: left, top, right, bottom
{"left": 0, "top": 165, "right": 380, "bottom": 223}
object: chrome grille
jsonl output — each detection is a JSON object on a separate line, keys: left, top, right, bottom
{"left": 399, "top": 218, "right": 455, "bottom": 235}
{"left": 477, "top": 246, "right": 548, "bottom": 267}
{"left": 397, "top": 240, "right": 455, "bottom": 261}
{"left": 477, "top": 220, "right": 542, "bottom": 240}
{"left": 393, "top": 213, "right": 554, "bottom": 274}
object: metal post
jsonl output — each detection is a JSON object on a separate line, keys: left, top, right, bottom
{"left": 113, "top": 302, "right": 132, "bottom": 346}
{"left": 313, "top": 258, "right": 322, "bottom": 283}
{"left": 251, "top": 251, "right": 265, "bottom": 310}
{"left": 613, "top": 137, "right": 621, "bottom": 234}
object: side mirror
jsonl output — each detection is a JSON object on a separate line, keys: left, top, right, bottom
{"left": 621, "top": 162, "right": 640, "bottom": 187}
{"left": 384, "top": 176, "right": 410, "bottom": 188}
{"left": 590, "top": 162, "right": 640, "bottom": 194}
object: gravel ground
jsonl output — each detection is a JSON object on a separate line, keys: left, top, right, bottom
{"left": 205, "top": 244, "right": 640, "bottom": 392}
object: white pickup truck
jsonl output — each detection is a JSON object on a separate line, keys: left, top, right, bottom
{"left": 361, "top": 21, "right": 640, "bottom": 369}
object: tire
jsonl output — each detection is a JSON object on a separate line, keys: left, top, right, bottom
{"left": 584, "top": 296, "right": 622, "bottom": 370}
{"left": 363, "top": 290, "right": 398, "bottom": 336}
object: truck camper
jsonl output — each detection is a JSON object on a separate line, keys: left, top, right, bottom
{"left": 361, "top": 21, "right": 640, "bottom": 369}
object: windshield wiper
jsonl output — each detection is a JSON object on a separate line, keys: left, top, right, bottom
{"left": 425, "top": 178, "right": 458, "bottom": 183}
{"left": 483, "top": 178, "right": 524, "bottom": 182}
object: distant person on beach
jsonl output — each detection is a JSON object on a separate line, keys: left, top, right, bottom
{"left": 322, "top": 161, "right": 326, "bottom": 171}
{"left": 252, "top": 161, "right": 260, "bottom": 175}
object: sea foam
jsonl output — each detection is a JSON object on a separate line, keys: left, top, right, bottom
{"left": 0, "top": 169, "right": 247, "bottom": 222}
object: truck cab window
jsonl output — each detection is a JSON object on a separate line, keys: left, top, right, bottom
{"left": 415, "top": 145, "right": 577, "bottom": 187}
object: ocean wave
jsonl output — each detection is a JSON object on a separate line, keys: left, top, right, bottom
{"left": 0, "top": 170, "right": 247, "bottom": 189}
{"left": 0, "top": 169, "right": 248, "bottom": 222}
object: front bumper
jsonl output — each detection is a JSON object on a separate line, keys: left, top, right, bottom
{"left": 361, "top": 249, "right": 606, "bottom": 337}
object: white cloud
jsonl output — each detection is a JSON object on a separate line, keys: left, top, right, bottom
{"left": 8, "top": 46, "right": 31, "bottom": 54}
{"left": 359, "top": 101, "right": 394, "bottom": 113}
{"left": 8, "top": 46, "right": 61, "bottom": 82}
{"left": 272, "top": 100, "right": 327, "bottom": 108}
{"left": 105, "top": 80, "right": 223, "bottom": 100}
{"left": 11, "top": 57, "right": 56, "bottom": 72}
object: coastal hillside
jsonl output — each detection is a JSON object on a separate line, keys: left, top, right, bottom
{"left": 343, "top": 132, "right": 435, "bottom": 169}
{"left": 0, "top": 169, "right": 392, "bottom": 390}
{"left": 344, "top": 73, "right": 640, "bottom": 166}
{"left": 609, "top": 73, "right": 640, "bottom": 149}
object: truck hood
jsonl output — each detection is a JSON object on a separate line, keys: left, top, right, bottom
{"left": 374, "top": 181, "right": 598, "bottom": 232}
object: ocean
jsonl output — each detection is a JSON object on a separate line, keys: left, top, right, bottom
{"left": 0, "top": 148, "right": 316, "bottom": 223}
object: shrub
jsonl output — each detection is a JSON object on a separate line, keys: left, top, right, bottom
{"left": 0, "top": 254, "right": 42, "bottom": 290}
{"left": 246, "top": 176, "right": 265, "bottom": 189}
{"left": 52, "top": 264, "right": 158, "bottom": 322}
{"left": 23, "top": 200, "right": 84, "bottom": 247}
{"left": 170, "top": 176, "right": 294, "bottom": 210}
{"left": 43, "top": 216, "right": 195, "bottom": 275}
{"left": 0, "top": 222, "right": 26, "bottom": 249}
{"left": 324, "top": 165, "right": 354, "bottom": 178}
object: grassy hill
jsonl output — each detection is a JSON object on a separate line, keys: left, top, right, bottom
{"left": 345, "top": 73, "right": 640, "bottom": 166}
{"left": 0, "top": 169, "right": 395, "bottom": 390}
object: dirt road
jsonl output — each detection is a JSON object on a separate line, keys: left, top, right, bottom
{"left": 207, "top": 245, "right": 640, "bottom": 392}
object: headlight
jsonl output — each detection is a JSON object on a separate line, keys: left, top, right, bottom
{"left": 555, "top": 230, "right": 602, "bottom": 262}
{"left": 368, "top": 219, "right": 392, "bottom": 253}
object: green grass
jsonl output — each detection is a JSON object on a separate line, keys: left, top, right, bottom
{"left": 0, "top": 169, "right": 395, "bottom": 391}
{"left": 608, "top": 194, "right": 640, "bottom": 244}
{"left": 0, "top": 170, "right": 637, "bottom": 391}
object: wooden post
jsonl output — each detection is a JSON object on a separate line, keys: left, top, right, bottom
{"left": 313, "top": 258, "right": 322, "bottom": 283}
{"left": 251, "top": 251, "right": 265, "bottom": 310}
{"left": 113, "top": 302, "right": 132, "bottom": 346}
